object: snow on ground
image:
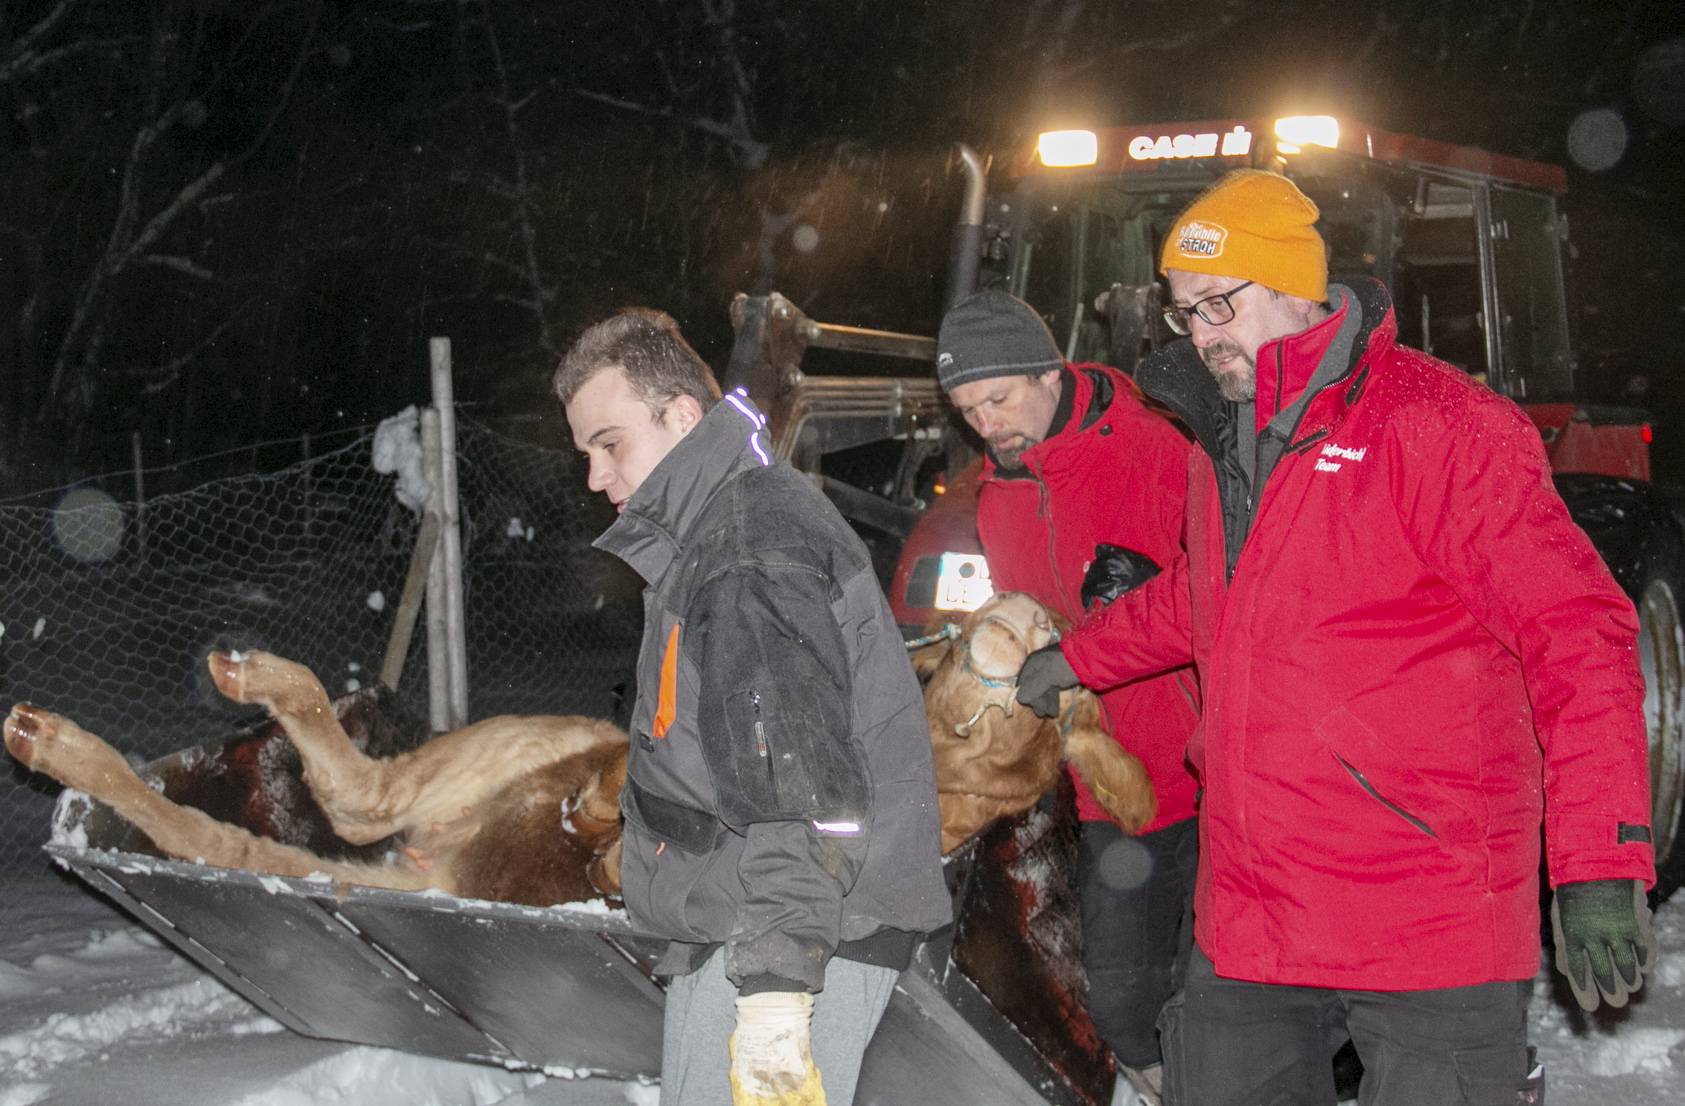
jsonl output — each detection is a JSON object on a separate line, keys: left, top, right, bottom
{"left": 1, "top": 863, "right": 1681, "bottom": 1105}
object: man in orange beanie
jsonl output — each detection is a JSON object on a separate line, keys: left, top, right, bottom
{"left": 1015, "top": 169, "right": 1657, "bottom": 1104}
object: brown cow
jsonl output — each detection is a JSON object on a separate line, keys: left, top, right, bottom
{"left": 3, "top": 593, "right": 1154, "bottom": 904}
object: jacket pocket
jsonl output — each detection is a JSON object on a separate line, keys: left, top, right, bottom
{"left": 1452, "top": 1042, "right": 1543, "bottom": 1105}
{"left": 1333, "top": 752, "right": 1439, "bottom": 838}
{"left": 1155, "top": 988, "right": 1187, "bottom": 1106}
{"left": 625, "top": 776, "right": 725, "bottom": 855}
{"left": 724, "top": 688, "right": 779, "bottom": 812}
{"left": 617, "top": 814, "right": 723, "bottom": 944}
{"left": 1317, "top": 705, "right": 1482, "bottom": 845}
{"left": 716, "top": 684, "right": 869, "bottom": 827}
{"left": 630, "top": 609, "right": 682, "bottom": 741}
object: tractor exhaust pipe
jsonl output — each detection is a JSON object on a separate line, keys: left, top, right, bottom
{"left": 943, "top": 144, "right": 988, "bottom": 313}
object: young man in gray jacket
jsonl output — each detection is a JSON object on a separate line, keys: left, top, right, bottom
{"left": 556, "top": 308, "right": 951, "bottom": 1106}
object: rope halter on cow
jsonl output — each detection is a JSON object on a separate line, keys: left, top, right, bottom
{"left": 902, "top": 623, "right": 962, "bottom": 651}
{"left": 906, "top": 616, "right": 1057, "bottom": 738}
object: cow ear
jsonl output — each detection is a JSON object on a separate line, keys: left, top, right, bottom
{"left": 908, "top": 641, "right": 948, "bottom": 683}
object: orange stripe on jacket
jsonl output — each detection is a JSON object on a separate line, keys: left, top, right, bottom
{"left": 652, "top": 623, "right": 681, "bottom": 738}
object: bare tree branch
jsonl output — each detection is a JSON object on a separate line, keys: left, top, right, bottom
{"left": 136, "top": 313, "right": 240, "bottom": 395}
{"left": 2, "top": 34, "right": 144, "bottom": 84}
{"left": 42, "top": 3, "right": 324, "bottom": 421}
{"left": 142, "top": 253, "right": 216, "bottom": 280}
{"left": 479, "top": 0, "right": 559, "bottom": 354}
{"left": 574, "top": 88, "right": 769, "bottom": 166}
{"left": 0, "top": 0, "right": 83, "bottom": 84}
{"left": 698, "top": 0, "right": 765, "bottom": 168}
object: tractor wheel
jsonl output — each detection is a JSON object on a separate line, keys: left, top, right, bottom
{"left": 1639, "top": 570, "right": 1685, "bottom": 903}
{"left": 1555, "top": 474, "right": 1685, "bottom": 903}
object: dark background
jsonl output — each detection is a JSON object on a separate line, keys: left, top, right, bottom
{"left": 2, "top": 0, "right": 1682, "bottom": 497}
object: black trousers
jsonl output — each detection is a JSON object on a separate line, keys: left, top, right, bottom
{"left": 1160, "top": 946, "right": 1544, "bottom": 1106}
{"left": 1077, "top": 815, "right": 1198, "bottom": 1068}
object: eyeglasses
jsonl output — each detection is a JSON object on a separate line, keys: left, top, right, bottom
{"left": 1162, "top": 281, "right": 1255, "bottom": 335}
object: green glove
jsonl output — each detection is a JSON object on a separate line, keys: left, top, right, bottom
{"left": 1550, "top": 879, "right": 1657, "bottom": 1012}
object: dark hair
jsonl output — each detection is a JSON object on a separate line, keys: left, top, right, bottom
{"left": 552, "top": 308, "right": 721, "bottom": 415}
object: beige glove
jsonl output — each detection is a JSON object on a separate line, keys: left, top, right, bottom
{"left": 728, "top": 991, "right": 827, "bottom": 1106}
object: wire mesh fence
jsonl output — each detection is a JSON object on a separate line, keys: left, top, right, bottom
{"left": 1, "top": 417, "right": 644, "bottom": 915}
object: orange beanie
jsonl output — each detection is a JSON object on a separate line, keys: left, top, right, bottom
{"left": 1159, "top": 170, "right": 1328, "bottom": 302}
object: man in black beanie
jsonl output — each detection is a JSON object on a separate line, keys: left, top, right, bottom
{"left": 938, "top": 289, "right": 1200, "bottom": 1105}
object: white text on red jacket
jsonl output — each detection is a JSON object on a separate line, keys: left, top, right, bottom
{"left": 1315, "top": 442, "right": 1367, "bottom": 473}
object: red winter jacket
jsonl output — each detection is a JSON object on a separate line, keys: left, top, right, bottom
{"left": 977, "top": 363, "right": 1200, "bottom": 832}
{"left": 1061, "top": 279, "right": 1655, "bottom": 990}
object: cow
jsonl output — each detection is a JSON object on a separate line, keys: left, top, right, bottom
{"left": 3, "top": 592, "right": 1155, "bottom": 905}
{"left": 3, "top": 650, "right": 629, "bottom": 907}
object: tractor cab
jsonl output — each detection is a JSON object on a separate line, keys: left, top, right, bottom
{"left": 1000, "top": 117, "right": 1650, "bottom": 470}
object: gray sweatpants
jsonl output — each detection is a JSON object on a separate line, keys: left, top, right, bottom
{"left": 659, "top": 951, "right": 899, "bottom": 1106}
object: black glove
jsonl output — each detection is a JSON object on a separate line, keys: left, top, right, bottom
{"left": 1016, "top": 644, "right": 1078, "bottom": 719}
{"left": 1551, "top": 878, "right": 1658, "bottom": 1011}
{"left": 1080, "top": 544, "right": 1162, "bottom": 611}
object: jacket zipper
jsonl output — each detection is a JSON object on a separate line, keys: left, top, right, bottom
{"left": 1237, "top": 342, "right": 1347, "bottom": 561}
{"left": 1286, "top": 427, "right": 1331, "bottom": 455}
{"left": 1334, "top": 753, "right": 1437, "bottom": 838}
{"left": 1233, "top": 423, "right": 1332, "bottom": 576}
{"left": 1028, "top": 459, "right": 1077, "bottom": 616}
{"left": 752, "top": 692, "right": 774, "bottom": 792}
{"left": 1239, "top": 341, "right": 1287, "bottom": 521}
{"left": 1273, "top": 341, "right": 1285, "bottom": 423}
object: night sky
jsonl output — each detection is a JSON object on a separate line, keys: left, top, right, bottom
{"left": 2, "top": 0, "right": 1682, "bottom": 494}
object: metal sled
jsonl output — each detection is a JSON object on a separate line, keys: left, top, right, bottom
{"left": 44, "top": 689, "right": 1113, "bottom": 1105}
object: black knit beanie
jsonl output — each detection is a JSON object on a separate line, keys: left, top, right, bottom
{"left": 935, "top": 289, "right": 1062, "bottom": 392}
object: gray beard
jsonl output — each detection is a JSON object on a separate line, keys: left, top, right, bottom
{"left": 989, "top": 436, "right": 1039, "bottom": 470}
{"left": 1204, "top": 343, "right": 1256, "bottom": 403}
{"left": 1215, "top": 369, "right": 1255, "bottom": 403}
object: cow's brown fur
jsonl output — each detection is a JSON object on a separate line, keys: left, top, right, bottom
{"left": 914, "top": 592, "right": 1157, "bottom": 853}
{"left": 3, "top": 591, "right": 1154, "bottom": 905}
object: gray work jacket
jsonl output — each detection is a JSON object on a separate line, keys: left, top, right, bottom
{"left": 594, "top": 391, "right": 950, "bottom": 991}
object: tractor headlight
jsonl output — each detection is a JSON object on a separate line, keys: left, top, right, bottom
{"left": 1037, "top": 130, "right": 1100, "bottom": 168}
{"left": 1273, "top": 115, "right": 1341, "bottom": 153}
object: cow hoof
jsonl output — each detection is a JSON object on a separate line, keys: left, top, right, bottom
{"left": 208, "top": 650, "right": 317, "bottom": 710}
{"left": 3, "top": 703, "right": 118, "bottom": 789}
{"left": 207, "top": 650, "right": 252, "bottom": 701}
{"left": 3, "top": 703, "right": 47, "bottom": 768}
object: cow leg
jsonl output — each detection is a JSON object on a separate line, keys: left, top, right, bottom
{"left": 208, "top": 649, "right": 485, "bottom": 845}
{"left": 588, "top": 835, "right": 623, "bottom": 897}
{"left": 2, "top": 703, "right": 433, "bottom": 891}
{"left": 207, "top": 650, "right": 411, "bottom": 844}
{"left": 210, "top": 650, "right": 628, "bottom": 846}
{"left": 577, "top": 746, "right": 627, "bottom": 895}
{"left": 1063, "top": 710, "right": 1157, "bottom": 835}
{"left": 574, "top": 741, "right": 627, "bottom": 831}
